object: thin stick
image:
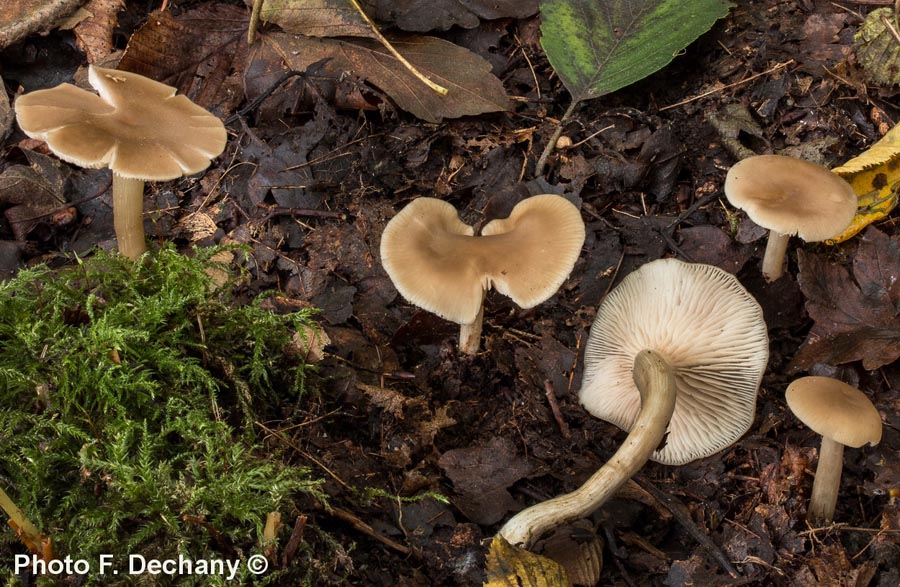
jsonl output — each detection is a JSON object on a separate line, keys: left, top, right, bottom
{"left": 535, "top": 99, "right": 580, "bottom": 177}
{"left": 329, "top": 507, "right": 411, "bottom": 554}
{"left": 659, "top": 60, "right": 794, "bottom": 111}
{"left": 247, "top": 0, "right": 263, "bottom": 44}
{"left": 544, "top": 379, "right": 571, "bottom": 438}
{"left": 346, "top": 0, "right": 448, "bottom": 96}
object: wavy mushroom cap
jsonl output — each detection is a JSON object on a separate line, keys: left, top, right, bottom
{"left": 579, "top": 259, "right": 769, "bottom": 465}
{"left": 786, "top": 376, "right": 882, "bottom": 448}
{"left": 724, "top": 154, "right": 857, "bottom": 241}
{"left": 14, "top": 65, "right": 226, "bottom": 181}
{"left": 380, "top": 194, "right": 585, "bottom": 325}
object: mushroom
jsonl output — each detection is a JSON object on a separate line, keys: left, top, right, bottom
{"left": 785, "top": 376, "right": 882, "bottom": 524}
{"left": 379, "top": 194, "right": 585, "bottom": 354}
{"left": 498, "top": 258, "right": 769, "bottom": 547}
{"left": 724, "top": 154, "right": 857, "bottom": 282}
{"left": 14, "top": 65, "right": 227, "bottom": 259}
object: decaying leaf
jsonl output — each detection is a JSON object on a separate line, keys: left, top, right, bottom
{"left": 855, "top": 7, "right": 900, "bottom": 88}
{"left": 256, "top": 0, "right": 373, "bottom": 38}
{"left": 70, "top": 0, "right": 124, "bottom": 63}
{"left": 364, "top": 0, "right": 539, "bottom": 32}
{"left": 256, "top": 32, "right": 510, "bottom": 122}
{"left": 484, "top": 536, "right": 571, "bottom": 587}
{"left": 118, "top": 5, "right": 247, "bottom": 113}
{"left": 540, "top": 0, "right": 733, "bottom": 104}
{"left": 827, "top": 121, "right": 900, "bottom": 244}
{"left": 789, "top": 226, "right": 900, "bottom": 372}
{"left": 0, "top": 151, "right": 70, "bottom": 241}
{"left": 0, "top": 75, "right": 13, "bottom": 143}
{"left": 0, "top": 0, "right": 84, "bottom": 50}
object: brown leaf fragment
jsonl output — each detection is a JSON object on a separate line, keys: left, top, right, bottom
{"left": 789, "top": 226, "right": 900, "bottom": 372}
{"left": 71, "top": 0, "right": 124, "bottom": 63}
{"left": 0, "top": 151, "right": 70, "bottom": 241}
{"left": 259, "top": 32, "right": 510, "bottom": 122}
{"left": 365, "top": 0, "right": 539, "bottom": 32}
{"left": 357, "top": 382, "right": 424, "bottom": 418}
{"left": 438, "top": 437, "right": 532, "bottom": 525}
{"left": 255, "top": 0, "right": 373, "bottom": 38}
{"left": 0, "top": 0, "right": 85, "bottom": 50}
{"left": 678, "top": 226, "right": 751, "bottom": 274}
{"left": 118, "top": 3, "right": 247, "bottom": 114}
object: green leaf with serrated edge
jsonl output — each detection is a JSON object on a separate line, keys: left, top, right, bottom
{"left": 540, "top": 0, "right": 733, "bottom": 102}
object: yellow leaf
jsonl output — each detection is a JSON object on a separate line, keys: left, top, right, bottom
{"left": 826, "top": 124, "right": 900, "bottom": 244}
{"left": 483, "top": 536, "right": 571, "bottom": 587}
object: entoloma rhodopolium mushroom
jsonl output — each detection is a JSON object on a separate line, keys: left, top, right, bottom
{"left": 14, "top": 65, "right": 227, "bottom": 259}
{"left": 380, "top": 194, "right": 585, "bottom": 354}
{"left": 786, "top": 376, "right": 882, "bottom": 524}
{"left": 724, "top": 154, "right": 857, "bottom": 282}
{"left": 498, "top": 259, "right": 769, "bottom": 548}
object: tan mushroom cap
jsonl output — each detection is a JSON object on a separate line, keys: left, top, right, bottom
{"left": 786, "top": 376, "right": 882, "bottom": 448}
{"left": 14, "top": 65, "right": 226, "bottom": 181}
{"left": 380, "top": 194, "right": 585, "bottom": 325}
{"left": 724, "top": 155, "right": 857, "bottom": 241}
{"left": 579, "top": 259, "right": 769, "bottom": 465}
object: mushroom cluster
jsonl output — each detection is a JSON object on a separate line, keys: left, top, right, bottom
{"left": 14, "top": 65, "right": 227, "bottom": 259}
{"left": 380, "top": 194, "right": 585, "bottom": 354}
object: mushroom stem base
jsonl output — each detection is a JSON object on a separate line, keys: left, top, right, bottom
{"left": 113, "top": 174, "right": 147, "bottom": 260}
{"left": 762, "top": 231, "right": 790, "bottom": 282}
{"left": 807, "top": 436, "right": 844, "bottom": 524}
{"left": 459, "top": 299, "right": 484, "bottom": 355}
{"left": 497, "top": 349, "right": 677, "bottom": 548}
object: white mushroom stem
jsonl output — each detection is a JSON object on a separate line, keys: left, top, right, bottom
{"left": 807, "top": 436, "right": 844, "bottom": 524}
{"left": 498, "top": 349, "right": 677, "bottom": 548}
{"left": 458, "top": 291, "right": 485, "bottom": 355}
{"left": 761, "top": 231, "right": 790, "bottom": 282}
{"left": 112, "top": 174, "right": 148, "bottom": 260}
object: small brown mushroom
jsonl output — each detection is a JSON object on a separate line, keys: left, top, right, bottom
{"left": 14, "top": 65, "right": 227, "bottom": 259}
{"left": 498, "top": 259, "right": 769, "bottom": 547}
{"left": 786, "top": 376, "right": 882, "bottom": 524}
{"left": 379, "top": 194, "right": 585, "bottom": 354}
{"left": 724, "top": 154, "right": 857, "bottom": 282}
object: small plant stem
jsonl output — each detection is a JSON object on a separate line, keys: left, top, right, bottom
{"left": 498, "top": 349, "right": 677, "bottom": 548}
{"left": 113, "top": 174, "right": 147, "bottom": 260}
{"left": 346, "top": 0, "right": 448, "bottom": 96}
{"left": 0, "top": 486, "right": 47, "bottom": 556}
{"left": 761, "top": 231, "right": 790, "bottom": 282}
{"left": 535, "top": 99, "right": 580, "bottom": 178}
{"left": 807, "top": 436, "right": 844, "bottom": 524}
{"left": 247, "top": 0, "right": 263, "bottom": 44}
{"left": 459, "top": 299, "right": 485, "bottom": 355}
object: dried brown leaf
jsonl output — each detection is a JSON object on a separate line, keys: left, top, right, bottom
{"left": 790, "top": 226, "right": 900, "bottom": 372}
{"left": 257, "top": 0, "right": 373, "bottom": 38}
{"left": 71, "top": 0, "right": 124, "bottom": 63}
{"left": 258, "top": 32, "right": 510, "bottom": 122}
{"left": 119, "top": 3, "right": 247, "bottom": 113}
{"left": 0, "top": 0, "right": 84, "bottom": 50}
{"left": 365, "top": 0, "right": 538, "bottom": 32}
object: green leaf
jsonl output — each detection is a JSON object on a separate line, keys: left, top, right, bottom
{"left": 540, "top": 0, "right": 733, "bottom": 102}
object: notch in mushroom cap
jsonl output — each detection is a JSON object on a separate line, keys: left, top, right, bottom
{"left": 786, "top": 376, "right": 882, "bottom": 523}
{"left": 380, "top": 194, "right": 585, "bottom": 355}
{"left": 498, "top": 259, "right": 768, "bottom": 548}
{"left": 724, "top": 154, "right": 857, "bottom": 282}
{"left": 14, "top": 65, "right": 227, "bottom": 259}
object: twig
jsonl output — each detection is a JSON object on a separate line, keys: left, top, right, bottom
{"left": 329, "top": 506, "right": 412, "bottom": 555}
{"left": 659, "top": 60, "right": 794, "bottom": 111}
{"left": 224, "top": 70, "right": 308, "bottom": 126}
{"left": 247, "top": 0, "right": 264, "bottom": 44}
{"left": 634, "top": 475, "right": 740, "bottom": 579}
{"left": 281, "top": 514, "right": 307, "bottom": 567}
{"left": 535, "top": 99, "right": 580, "bottom": 177}
{"left": 346, "top": 0, "right": 448, "bottom": 96}
{"left": 255, "top": 203, "right": 346, "bottom": 223}
{"left": 544, "top": 379, "right": 571, "bottom": 438}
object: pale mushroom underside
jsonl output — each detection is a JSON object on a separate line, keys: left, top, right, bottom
{"left": 579, "top": 259, "right": 769, "bottom": 465}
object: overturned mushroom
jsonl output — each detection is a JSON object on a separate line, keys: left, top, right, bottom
{"left": 786, "top": 376, "right": 882, "bottom": 524}
{"left": 724, "top": 154, "right": 857, "bottom": 282}
{"left": 498, "top": 259, "right": 768, "bottom": 548}
{"left": 380, "top": 194, "right": 585, "bottom": 354}
{"left": 14, "top": 65, "right": 227, "bottom": 259}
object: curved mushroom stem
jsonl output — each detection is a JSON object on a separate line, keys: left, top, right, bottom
{"left": 459, "top": 292, "right": 485, "bottom": 355}
{"left": 807, "top": 435, "right": 844, "bottom": 524}
{"left": 498, "top": 349, "right": 677, "bottom": 548}
{"left": 761, "top": 231, "right": 790, "bottom": 282}
{"left": 112, "top": 174, "right": 147, "bottom": 260}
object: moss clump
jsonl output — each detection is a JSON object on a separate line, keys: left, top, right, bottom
{"left": 0, "top": 246, "right": 326, "bottom": 585}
